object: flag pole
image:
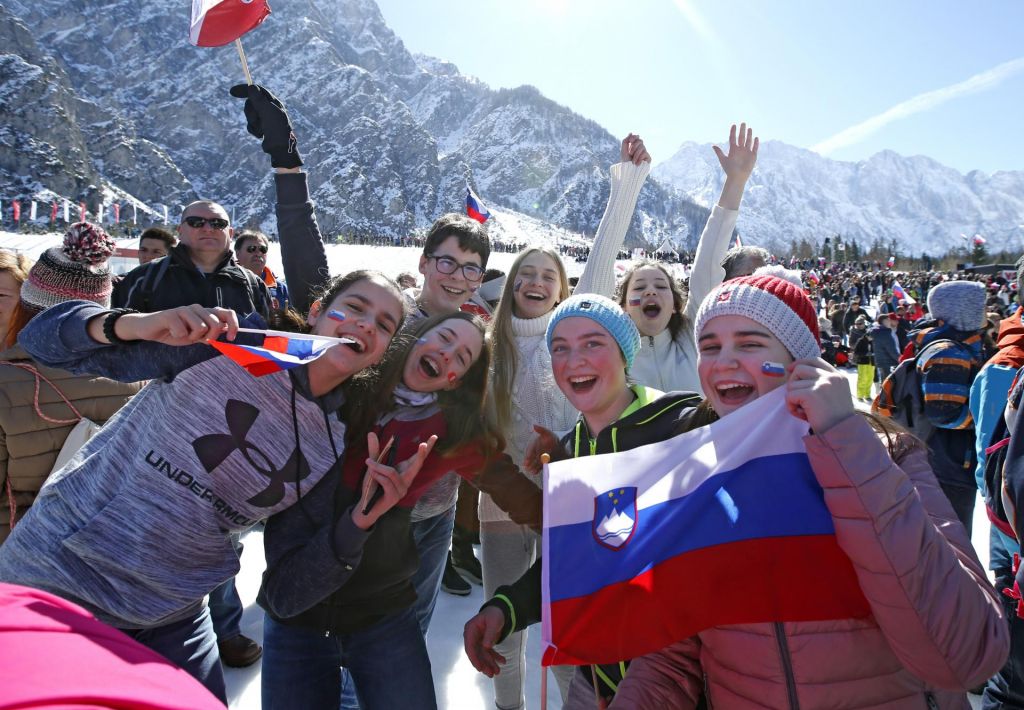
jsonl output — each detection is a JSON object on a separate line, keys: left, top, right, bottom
{"left": 234, "top": 38, "right": 253, "bottom": 85}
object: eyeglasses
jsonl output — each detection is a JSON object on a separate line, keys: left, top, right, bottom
{"left": 183, "top": 216, "right": 230, "bottom": 230}
{"left": 245, "top": 244, "right": 269, "bottom": 254}
{"left": 427, "top": 254, "right": 483, "bottom": 282}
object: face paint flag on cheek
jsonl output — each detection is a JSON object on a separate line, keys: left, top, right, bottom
{"left": 762, "top": 361, "right": 786, "bottom": 377}
{"left": 514, "top": 280, "right": 523, "bottom": 293}
{"left": 327, "top": 310, "right": 346, "bottom": 322}
{"left": 628, "top": 297, "right": 642, "bottom": 307}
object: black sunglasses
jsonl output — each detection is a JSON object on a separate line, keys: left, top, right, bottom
{"left": 183, "top": 215, "right": 229, "bottom": 230}
{"left": 245, "top": 244, "right": 269, "bottom": 254}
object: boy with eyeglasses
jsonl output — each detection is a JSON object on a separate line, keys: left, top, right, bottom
{"left": 234, "top": 230, "right": 290, "bottom": 311}
{"left": 113, "top": 200, "right": 271, "bottom": 325}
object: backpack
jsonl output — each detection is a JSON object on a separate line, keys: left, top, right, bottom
{"left": 874, "top": 337, "right": 984, "bottom": 487}
{"left": 983, "top": 371, "right": 1024, "bottom": 545}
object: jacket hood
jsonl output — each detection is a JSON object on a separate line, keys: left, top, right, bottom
{"left": 992, "top": 310, "right": 1024, "bottom": 368}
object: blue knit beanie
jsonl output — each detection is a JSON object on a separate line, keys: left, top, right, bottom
{"left": 926, "top": 280, "right": 987, "bottom": 331}
{"left": 545, "top": 293, "right": 641, "bottom": 368}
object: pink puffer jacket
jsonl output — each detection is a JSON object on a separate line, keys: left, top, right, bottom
{"left": 611, "top": 414, "right": 1009, "bottom": 709}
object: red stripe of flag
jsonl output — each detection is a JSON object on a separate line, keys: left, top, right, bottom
{"left": 543, "top": 535, "right": 870, "bottom": 666}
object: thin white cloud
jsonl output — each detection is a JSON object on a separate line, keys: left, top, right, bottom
{"left": 813, "top": 56, "right": 1024, "bottom": 156}
{"left": 672, "top": 0, "right": 716, "bottom": 43}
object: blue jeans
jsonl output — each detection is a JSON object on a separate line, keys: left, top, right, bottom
{"left": 208, "top": 534, "right": 244, "bottom": 640}
{"left": 261, "top": 608, "right": 437, "bottom": 710}
{"left": 125, "top": 603, "right": 226, "bottom": 703}
{"left": 409, "top": 506, "right": 456, "bottom": 636}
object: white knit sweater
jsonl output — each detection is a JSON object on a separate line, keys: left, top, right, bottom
{"left": 479, "top": 160, "right": 650, "bottom": 524}
{"left": 629, "top": 204, "right": 738, "bottom": 395}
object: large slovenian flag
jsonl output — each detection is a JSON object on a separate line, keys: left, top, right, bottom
{"left": 892, "top": 280, "right": 916, "bottom": 305}
{"left": 541, "top": 388, "right": 870, "bottom": 666}
{"left": 189, "top": 0, "right": 271, "bottom": 47}
{"left": 209, "top": 330, "right": 348, "bottom": 377}
{"left": 465, "top": 186, "right": 491, "bottom": 224}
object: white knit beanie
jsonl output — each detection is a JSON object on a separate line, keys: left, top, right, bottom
{"left": 694, "top": 269, "right": 821, "bottom": 360}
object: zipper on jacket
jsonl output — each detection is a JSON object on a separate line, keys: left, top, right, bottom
{"left": 924, "top": 692, "right": 938, "bottom": 710}
{"left": 216, "top": 286, "right": 224, "bottom": 308}
{"left": 772, "top": 623, "right": 800, "bottom": 710}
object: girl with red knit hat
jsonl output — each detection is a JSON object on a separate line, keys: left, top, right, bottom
{"left": 610, "top": 266, "right": 1008, "bottom": 708}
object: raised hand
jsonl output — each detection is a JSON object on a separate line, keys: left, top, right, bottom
{"left": 229, "top": 83, "right": 303, "bottom": 169}
{"left": 463, "top": 606, "right": 508, "bottom": 677}
{"left": 620, "top": 133, "right": 652, "bottom": 166}
{"left": 352, "top": 432, "right": 438, "bottom": 529}
{"left": 785, "top": 358, "right": 855, "bottom": 434}
{"left": 105, "top": 305, "right": 239, "bottom": 347}
{"left": 523, "top": 424, "right": 564, "bottom": 475}
{"left": 713, "top": 123, "right": 759, "bottom": 182}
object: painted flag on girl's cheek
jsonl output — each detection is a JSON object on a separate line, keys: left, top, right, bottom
{"left": 189, "top": 0, "right": 271, "bottom": 47}
{"left": 465, "top": 186, "right": 491, "bottom": 224}
{"left": 209, "top": 332, "right": 342, "bottom": 377}
{"left": 541, "top": 388, "right": 871, "bottom": 666}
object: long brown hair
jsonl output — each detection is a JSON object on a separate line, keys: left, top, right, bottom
{"left": 343, "top": 311, "right": 498, "bottom": 456}
{"left": 0, "top": 251, "right": 34, "bottom": 348}
{"left": 488, "top": 247, "right": 570, "bottom": 433}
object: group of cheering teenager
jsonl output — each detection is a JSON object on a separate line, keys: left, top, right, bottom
{"left": 0, "top": 83, "right": 1010, "bottom": 710}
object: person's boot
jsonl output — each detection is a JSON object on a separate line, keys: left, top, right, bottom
{"left": 441, "top": 551, "right": 471, "bottom": 596}
{"left": 217, "top": 633, "right": 263, "bottom": 668}
{"left": 451, "top": 526, "right": 482, "bottom": 585}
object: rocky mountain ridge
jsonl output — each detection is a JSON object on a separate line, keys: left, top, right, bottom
{"left": 0, "top": 0, "right": 706, "bottom": 247}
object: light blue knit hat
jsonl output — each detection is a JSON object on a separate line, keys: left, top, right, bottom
{"left": 545, "top": 293, "right": 641, "bottom": 368}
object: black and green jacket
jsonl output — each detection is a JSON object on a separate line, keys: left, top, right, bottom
{"left": 483, "top": 385, "right": 703, "bottom": 698}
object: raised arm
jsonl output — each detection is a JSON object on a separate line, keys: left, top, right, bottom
{"left": 684, "top": 124, "right": 758, "bottom": 319}
{"left": 231, "top": 84, "right": 329, "bottom": 313}
{"left": 17, "top": 301, "right": 234, "bottom": 383}
{"left": 574, "top": 134, "right": 652, "bottom": 298}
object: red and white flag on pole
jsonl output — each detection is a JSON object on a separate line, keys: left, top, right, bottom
{"left": 51, "top": 201, "right": 58, "bottom": 223}
{"left": 63, "top": 199, "right": 70, "bottom": 223}
{"left": 189, "top": 0, "right": 271, "bottom": 47}
{"left": 12, "top": 201, "right": 20, "bottom": 222}
{"left": 97, "top": 203, "right": 105, "bottom": 224}
{"left": 79, "top": 202, "right": 86, "bottom": 222}
{"left": 113, "top": 203, "right": 121, "bottom": 223}
{"left": 29, "top": 200, "right": 37, "bottom": 221}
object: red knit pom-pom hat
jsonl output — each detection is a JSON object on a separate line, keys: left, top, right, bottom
{"left": 694, "top": 268, "right": 821, "bottom": 361}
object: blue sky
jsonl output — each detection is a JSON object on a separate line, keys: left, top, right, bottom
{"left": 374, "top": 0, "right": 1024, "bottom": 174}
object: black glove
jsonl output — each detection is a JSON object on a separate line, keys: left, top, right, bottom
{"left": 229, "top": 83, "right": 303, "bottom": 169}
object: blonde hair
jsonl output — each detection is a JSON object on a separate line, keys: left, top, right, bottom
{"left": 0, "top": 250, "right": 35, "bottom": 347}
{"left": 488, "top": 247, "right": 571, "bottom": 433}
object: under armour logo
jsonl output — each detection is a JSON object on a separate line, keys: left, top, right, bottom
{"left": 192, "top": 399, "right": 310, "bottom": 508}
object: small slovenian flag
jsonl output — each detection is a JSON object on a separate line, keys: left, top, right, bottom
{"left": 891, "top": 280, "right": 916, "bottom": 305}
{"left": 541, "top": 388, "right": 870, "bottom": 666}
{"left": 209, "top": 330, "right": 348, "bottom": 377}
{"left": 466, "top": 186, "right": 491, "bottom": 224}
{"left": 189, "top": 0, "right": 271, "bottom": 47}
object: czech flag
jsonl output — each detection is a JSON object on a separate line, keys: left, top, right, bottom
{"left": 209, "top": 330, "right": 344, "bottom": 377}
{"left": 541, "top": 388, "right": 870, "bottom": 666}
{"left": 892, "top": 280, "right": 916, "bottom": 305}
{"left": 189, "top": 0, "right": 271, "bottom": 47}
{"left": 466, "top": 186, "right": 491, "bottom": 224}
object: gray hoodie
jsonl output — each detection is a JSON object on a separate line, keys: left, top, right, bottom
{"left": 0, "top": 300, "right": 347, "bottom": 628}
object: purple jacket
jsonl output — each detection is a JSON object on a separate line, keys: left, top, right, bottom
{"left": 611, "top": 415, "right": 1008, "bottom": 709}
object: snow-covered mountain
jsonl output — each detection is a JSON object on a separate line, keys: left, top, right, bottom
{"left": 654, "top": 140, "right": 1024, "bottom": 256}
{"left": 0, "top": 0, "right": 706, "bottom": 247}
